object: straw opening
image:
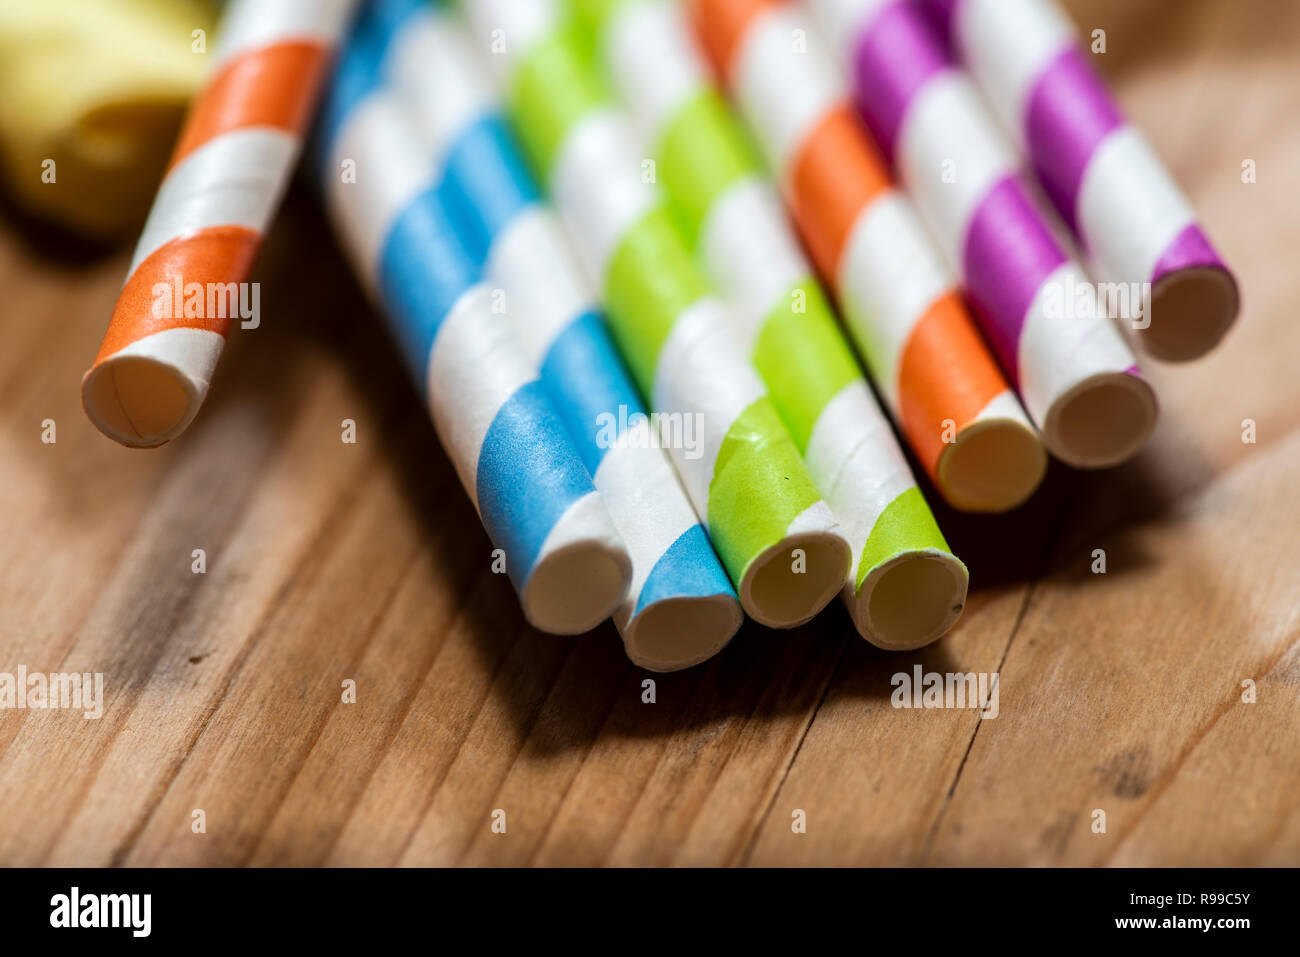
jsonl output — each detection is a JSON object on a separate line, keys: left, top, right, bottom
{"left": 938, "top": 418, "right": 1048, "bottom": 513}
{"left": 1048, "top": 372, "right": 1158, "bottom": 469}
{"left": 1144, "top": 266, "right": 1240, "bottom": 362}
{"left": 863, "top": 553, "right": 967, "bottom": 651}
{"left": 82, "top": 356, "right": 196, "bottom": 448}
{"left": 623, "top": 593, "right": 742, "bottom": 672}
{"left": 523, "top": 541, "right": 631, "bottom": 635}
{"left": 743, "top": 532, "right": 851, "bottom": 628}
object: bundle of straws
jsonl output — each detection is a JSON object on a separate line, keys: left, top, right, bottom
{"left": 81, "top": 0, "right": 1239, "bottom": 672}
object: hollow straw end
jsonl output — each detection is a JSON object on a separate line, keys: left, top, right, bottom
{"left": 519, "top": 492, "right": 634, "bottom": 635}
{"left": 738, "top": 504, "right": 853, "bottom": 629}
{"left": 853, "top": 549, "right": 970, "bottom": 651}
{"left": 80, "top": 328, "right": 224, "bottom": 448}
{"left": 618, "top": 592, "right": 744, "bottom": 672}
{"left": 1043, "top": 368, "right": 1159, "bottom": 469}
{"left": 1141, "top": 265, "right": 1240, "bottom": 363}
{"left": 936, "top": 410, "right": 1049, "bottom": 513}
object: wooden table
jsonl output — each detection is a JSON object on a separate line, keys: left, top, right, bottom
{"left": 1, "top": 0, "right": 1297, "bottom": 866}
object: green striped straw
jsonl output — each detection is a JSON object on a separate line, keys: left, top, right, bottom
{"left": 574, "top": 0, "right": 969, "bottom": 649}
{"left": 461, "top": 0, "right": 852, "bottom": 628}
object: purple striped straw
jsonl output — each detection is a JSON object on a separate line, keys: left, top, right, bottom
{"left": 926, "top": 0, "right": 1239, "bottom": 361}
{"left": 827, "top": 0, "right": 1158, "bottom": 468}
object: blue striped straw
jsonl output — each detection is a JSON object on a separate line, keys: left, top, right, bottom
{"left": 343, "top": 0, "right": 742, "bottom": 670}
{"left": 315, "top": 2, "right": 633, "bottom": 635}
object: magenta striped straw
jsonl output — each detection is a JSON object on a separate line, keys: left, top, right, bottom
{"left": 922, "top": 0, "right": 1239, "bottom": 362}
{"left": 808, "top": 0, "right": 1157, "bottom": 469}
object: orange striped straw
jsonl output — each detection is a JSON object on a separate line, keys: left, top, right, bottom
{"left": 692, "top": 0, "right": 1046, "bottom": 511}
{"left": 82, "top": 0, "right": 357, "bottom": 447}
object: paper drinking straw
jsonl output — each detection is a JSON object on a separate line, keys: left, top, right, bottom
{"left": 315, "top": 11, "right": 632, "bottom": 635}
{"left": 580, "top": 0, "right": 969, "bottom": 648}
{"left": 361, "top": 0, "right": 740, "bottom": 670}
{"left": 461, "top": 0, "right": 852, "bottom": 629}
{"left": 689, "top": 0, "right": 1046, "bottom": 514}
{"left": 81, "top": 0, "right": 358, "bottom": 448}
{"left": 924, "top": 0, "right": 1239, "bottom": 362}
{"left": 809, "top": 0, "right": 1158, "bottom": 469}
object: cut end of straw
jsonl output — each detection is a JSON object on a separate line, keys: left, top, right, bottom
{"left": 81, "top": 356, "right": 200, "bottom": 448}
{"left": 858, "top": 551, "right": 968, "bottom": 651}
{"left": 522, "top": 537, "right": 632, "bottom": 635}
{"left": 1143, "top": 265, "right": 1240, "bottom": 362}
{"left": 740, "top": 530, "right": 852, "bottom": 629}
{"left": 621, "top": 593, "right": 743, "bottom": 672}
{"left": 937, "top": 417, "right": 1048, "bottom": 513}
{"left": 1045, "top": 370, "right": 1159, "bottom": 469}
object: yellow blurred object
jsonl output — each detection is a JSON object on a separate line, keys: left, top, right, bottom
{"left": 0, "top": 0, "right": 217, "bottom": 238}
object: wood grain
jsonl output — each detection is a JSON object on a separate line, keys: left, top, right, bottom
{"left": 0, "top": 0, "right": 1296, "bottom": 866}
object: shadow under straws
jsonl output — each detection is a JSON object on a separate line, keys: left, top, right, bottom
{"left": 0, "top": 188, "right": 122, "bottom": 269}
{"left": 276, "top": 184, "right": 638, "bottom": 743}
{"left": 489, "top": 597, "right": 970, "bottom": 760}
